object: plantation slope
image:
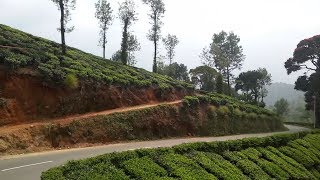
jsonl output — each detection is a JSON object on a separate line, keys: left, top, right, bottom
{"left": 42, "top": 130, "right": 320, "bottom": 180}
{"left": 0, "top": 24, "right": 193, "bottom": 124}
{"left": 0, "top": 94, "right": 285, "bottom": 156}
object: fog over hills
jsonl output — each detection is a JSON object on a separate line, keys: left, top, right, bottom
{"left": 264, "top": 82, "right": 304, "bottom": 106}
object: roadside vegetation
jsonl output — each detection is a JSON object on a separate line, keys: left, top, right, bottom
{"left": 42, "top": 130, "right": 320, "bottom": 179}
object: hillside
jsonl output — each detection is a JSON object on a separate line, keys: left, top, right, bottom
{"left": 42, "top": 131, "right": 320, "bottom": 179}
{"left": 264, "top": 83, "right": 304, "bottom": 106}
{"left": 0, "top": 94, "right": 285, "bottom": 155}
{"left": 0, "top": 24, "right": 193, "bottom": 125}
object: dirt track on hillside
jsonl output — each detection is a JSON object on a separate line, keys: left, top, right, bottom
{"left": 0, "top": 100, "right": 182, "bottom": 134}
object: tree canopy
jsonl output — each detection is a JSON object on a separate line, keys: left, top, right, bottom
{"left": 111, "top": 33, "right": 140, "bottom": 66}
{"left": 190, "top": 66, "right": 219, "bottom": 92}
{"left": 158, "top": 62, "right": 189, "bottom": 82}
{"left": 274, "top": 98, "right": 289, "bottom": 116}
{"left": 285, "top": 35, "right": 320, "bottom": 127}
{"left": 235, "top": 68, "right": 271, "bottom": 106}
{"left": 118, "top": 0, "right": 138, "bottom": 65}
{"left": 201, "top": 31, "right": 245, "bottom": 95}
{"left": 95, "top": 0, "right": 113, "bottom": 59}
{"left": 162, "top": 34, "right": 179, "bottom": 64}
{"left": 50, "top": 0, "right": 76, "bottom": 55}
{"left": 142, "top": 0, "right": 165, "bottom": 73}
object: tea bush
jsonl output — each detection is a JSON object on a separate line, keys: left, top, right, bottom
{"left": 0, "top": 24, "right": 193, "bottom": 90}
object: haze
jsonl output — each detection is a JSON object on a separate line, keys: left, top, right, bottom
{"left": 1, "top": 0, "right": 319, "bottom": 84}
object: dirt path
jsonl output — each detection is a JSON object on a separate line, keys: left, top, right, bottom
{"left": 0, "top": 100, "right": 182, "bottom": 133}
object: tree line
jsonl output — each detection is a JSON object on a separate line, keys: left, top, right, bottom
{"left": 50, "top": 1, "right": 319, "bottom": 124}
{"left": 50, "top": 0, "right": 272, "bottom": 107}
{"left": 50, "top": 0, "right": 174, "bottom": 73}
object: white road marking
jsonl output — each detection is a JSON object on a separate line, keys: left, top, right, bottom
{"left": 1, "top": 161, "right": 53, "bottom": 172}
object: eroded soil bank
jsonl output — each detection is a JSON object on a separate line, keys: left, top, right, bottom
{"left": 0, "top": 68, "right": 191, "bottom": 126}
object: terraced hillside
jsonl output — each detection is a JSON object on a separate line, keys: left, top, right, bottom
{"left": 0, "top": 24, "right": 193, "bottom": 125}
{"left": 42, "top": 131, "right": 320, "bottom": 180}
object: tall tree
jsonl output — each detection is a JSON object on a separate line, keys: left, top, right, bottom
{"left": 118, "top": 0, "right": 138, "bottom": 65}
{"left": 162, "top": 34, "right": 179, "bottom": 64}
{"left": 285, "top": 35, "right": 320, "bottom": 127}
{"left": 111, "top": 33, "right": 140, "bottom": 66}
{"left": 235, "top": 68, "right": 271, "bottom": 105}
{"left": 201, "top": 31, "right": 245, "bottom": 95}
{"left": 190, "top": 66, "right": 218, "bottom": 92}
{"left": 274, "top": 98, "right": 289, "bottom": 116}
{"left": 127, "top": 33, "right": 141, "bottom": 66}
{"left": 95, "top": 0, "right": 113, "bottom": 59}
{"left": 257, "top": 68, "right": 271, "bottom": 103}
{"left": 158, "top": 62, "right": 189, "bottom": 82}
{"left": 142, "top": 0, "right": 165, "bottom": 73}
{"left": 216, "top": 74, "right": 224, "bottom": 94}
{"left": 51, "top": 0, "right": 76, "bottom": 56}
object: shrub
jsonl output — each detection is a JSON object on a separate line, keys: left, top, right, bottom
{"left": 64, "top": 74, "right": 79, "bottom": 89}
{"left": 259, "top": 147, "right": 314, "bottom": 179}
{"left": 241, "top": 148, "right": 289, "bottom": 179}
{"left": 223, "top": 151, "right": 270, "bottom": 180}
{"left": 122, "top": 157, "right": 168, "bottom": 179}
{"left": 158, "top": 153, "right": 217, "bottom": 179}
{"left": 189, "top": 152, "right": 247, "bottom": 179}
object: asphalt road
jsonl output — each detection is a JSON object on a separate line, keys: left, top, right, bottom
{"left": 0, "top": 125, "right": 309, "bottom": 180}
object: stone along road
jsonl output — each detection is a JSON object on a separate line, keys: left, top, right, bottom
{"left": 0, "top": 125, "right": 310, "bottom": 180}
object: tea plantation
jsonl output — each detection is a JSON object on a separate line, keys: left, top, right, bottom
{"left": 42, "top": 130, "right": 320, "bottom": 179}
{"left": 0, "top": 24, "right": 192, "bottom": 89}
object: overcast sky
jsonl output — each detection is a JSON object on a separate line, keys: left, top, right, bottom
{"left": 1, "top": 0, "right": 319, "bottom": 84}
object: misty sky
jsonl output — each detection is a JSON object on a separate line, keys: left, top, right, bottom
{"left": 1, "top": 0, "right": 319, "bottom": 84}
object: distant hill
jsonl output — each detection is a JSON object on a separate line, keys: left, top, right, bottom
{"left": 264, "top": 82, "right": 304, "bottom": 106}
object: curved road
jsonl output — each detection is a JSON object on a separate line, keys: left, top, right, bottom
{"left": 0, "top": 125, "right": 309, "bottom": 180}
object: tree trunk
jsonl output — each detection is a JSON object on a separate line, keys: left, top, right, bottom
{"left": 152, "top": 14, "right": 158, "bottom": 73}
{"left": 169, "top": 50, "right": 172, "bottom": 65}
{"left": 121, "top": 18, "right": 129, "bottom": 65}
{"left": 226, "top": 67, "right": 231, "bottom": 96}
{"left": 153, "top": 38, "right": 157, "bottom": 73}
{"left": 315, "top": 94, "right": 320, "bottom": 128}
{"left": 103, "top": 25, "right": 106, "bottom": 59}
{"left": 59, "top": 0, "right": 66, "bottom": 56}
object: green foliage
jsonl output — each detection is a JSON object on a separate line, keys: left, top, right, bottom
{"left": 183, "top": 93, "right": 276, "bottom": 116}
{"left": 241, "top": 148, "right": 289, "bottom": 179}
{"left": 216, "top": 73, "right": 223, "bottom": 94}
{"left": 274, "top": 98, "right": 289, "bottom": 116}
{"left": 64, "top": 74, "right": 79, "bottom": 89}
{"left": 158, "top": 62, "right": 189, "bottom": 82}
{"left": 182, "top": 96, "right": 200, "bottom": 107}
{"left": 122, "top": 157, "right": 169, "bottom": 179}
{"left": 158, "top": 153, "right": 217, "bottom": 180}
{"left": 235, "top": 68, "right": 271, "bottom": 105}
{"left": 0, "top": 24, "right": 192, "bottom": 90}
{"left": 259, "top": 147, "right": 314, "bottom": 179}
{"left": 223, "top": 151, "right": 270, "bottom": 180}
{"left": 279, "top": 146, "right": 317, "bottom": 168}
{"left": 190, "top": 65, "right": 218, "bottom": 92}
{"left": 189, "top": 152, "right": 247, "bottom": 179}
{"left": 201, "top": 31, "right": 245, "bottom": 95}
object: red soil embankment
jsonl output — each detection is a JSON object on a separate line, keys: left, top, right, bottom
{"left": 0, "top": 68, "right": 190, "bottom": 126}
